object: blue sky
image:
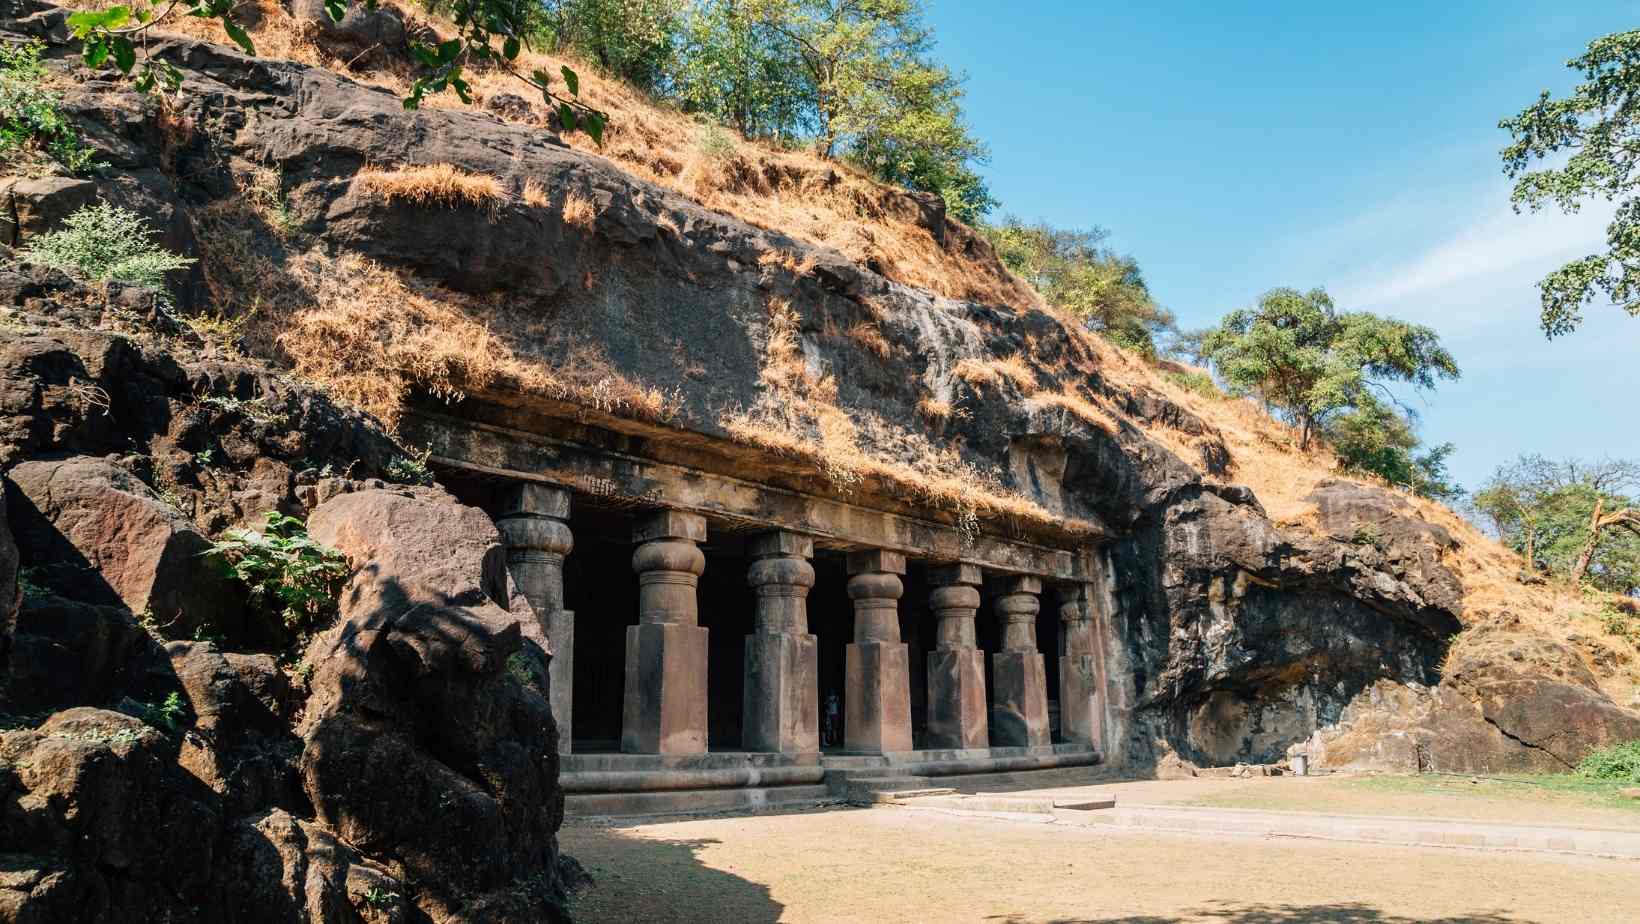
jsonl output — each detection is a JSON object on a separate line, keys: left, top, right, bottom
{"left": 924, "top": 1, "right": 1640, "bottom": 491}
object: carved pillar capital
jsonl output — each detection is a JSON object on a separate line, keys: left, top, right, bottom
{"left": 996, "top": 576, "right": 1042, "bottom": 652}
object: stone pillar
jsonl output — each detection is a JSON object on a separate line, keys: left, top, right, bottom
{"left": 743, "top": 531, "right": 819, "bottom": 754}
{"left": 925, "top": 563, "right": 988, "bottom": 750}
{"left": 844, "top": 550, "right": 913, "bottom": 754}
{"left": 622, "top": 510, "right": 709, "bottom": 755}
{"left": 990, "top": 575, "right": 1050, "bottom": 748}
{"left": 1058, "top": 583, "right": 1101, "bottom": 747}
{"left": 496, "top": 484, "right": 575, "bottom": 754}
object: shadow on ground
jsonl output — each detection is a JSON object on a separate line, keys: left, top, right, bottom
{"left": 562, "top": 829, "right": 783, "bottom": 923}
{"left": 987, "top": 902, "right": 1523, "bottom": 924}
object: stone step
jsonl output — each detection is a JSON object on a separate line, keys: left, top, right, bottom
{"left": 843, "top": 775, "right": 940, "bottom": 805}
{"left": 566, "top": 783, "right": 835, "bottom": 817}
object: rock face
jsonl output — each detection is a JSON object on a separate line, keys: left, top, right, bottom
{"left": 0, "top": 708, "right": 221, "bottom": 921}
{"left": 0, "top": 275, "right": 567, "bottom": 919}
{"left": 6, "top": 456, "right": 241, "bottom": 639}
{"left": 302, "top": 488, "right": 562, "bottom": 920}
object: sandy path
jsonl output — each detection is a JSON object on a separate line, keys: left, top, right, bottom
{"left": 958, "top": 774, "right": 1640, "bottom": 830}
{"left": 562, "top": 804, "right": 1639, "bottom": 923}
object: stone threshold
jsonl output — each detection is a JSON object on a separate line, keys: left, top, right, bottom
{"left": 561, "top": 745, "right": 1100, "bottom": 805}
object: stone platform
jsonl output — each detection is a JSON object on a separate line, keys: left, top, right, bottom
{"left": 562, "top": 745, "right": 1100, "bottom": 817}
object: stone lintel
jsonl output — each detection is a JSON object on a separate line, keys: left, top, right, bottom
{"left": 407, "top": 413, "right": 1098, "bottom": 577}
{"left": 1004, "top": 575, "right": 1043, "bottom": 596}
{"left": 847, "top": 549, "right": 907, "bottom": 576}
{"left": 749, "top": 530, "right": 815, "bottom": 559}
{"left": 634, "top": 510, "right": 708, "bottom": 544}
{"left": 927, "top": 562, "right": 983, "bottom": 587}
{"left": 498, "top": 482, "right": 572, "bottom": 519}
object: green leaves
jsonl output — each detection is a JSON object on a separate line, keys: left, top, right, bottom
{"left": 1199, "top": 287, "right": 1459, "bottom": 451}
{"left": 1501, "top": 29, "right": 1640, "bottom": 337}
{"left": 323, "top": 0, "right": 347, "bottom": 23}
{"left": 560, "top": 64, "right": 579, "bottom": 96}
{"left": 206, "top": 512, "right": 351, "bottom": 633}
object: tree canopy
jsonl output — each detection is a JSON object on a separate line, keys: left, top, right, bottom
{"left": 1198, "top": 287, "right": 1460, "bottom": 450}
{"left": 984, "top": 218, "right": 1174, "bottom": 356}
{"left": 1473, "top": 456, "right": 1640, "bottom": 593}
{"left": 1501, "top": 29, "right": 1640, "bottom": 337}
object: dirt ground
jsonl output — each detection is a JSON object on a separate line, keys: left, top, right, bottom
{"left": 560, "top": 775, "right": 1640, "bottom": 923}
{"left": 970, "top": 772, "right": 1640, "bottom": 829}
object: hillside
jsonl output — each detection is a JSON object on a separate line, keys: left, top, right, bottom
{"left": 3, "top": 4, "right": 1640, "bottom": 920}
{"left": 153, "top": 0, "right": 1639, "bottom": 706}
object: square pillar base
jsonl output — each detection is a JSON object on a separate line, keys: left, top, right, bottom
{"left": 844, "top": 641, "right": 913, "bottom": 753}
{"left": 622, "top": 622, "right": 708, "bottom": 755}
{"left": 1059, "top": 653, "right": 1100, "bottom": 748}
{"left": 991, "top": 650, "right": 1050, "bottom": 748}
{"left": 548, "top": 609, "right": 575, "bottom": 754}
{"left": 743, "top": 632, "right": 819, "bottom": 754}
{"left": 926, "top": 649, "right": 988, "bottom": 749}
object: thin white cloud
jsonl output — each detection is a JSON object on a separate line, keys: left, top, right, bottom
{"left": 1331, "top": 188, "right": 1614, "bottom": 326}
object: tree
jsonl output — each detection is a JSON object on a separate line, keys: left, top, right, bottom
{"left": 1199, "top": 287, "right": 1459, "bottom": 449}
{"left": 1324, "top": 397, "right": 1458, "bottom": 500}
{"left": 742, "top": 0, "right": 993, "bottom": 219}
{"left": 673, "top": 0, "right": 815, "bottom": 140}
{"left": 984, "top": 218, "right": 1175, "bottom": 356}
{"left": 1474, "top": 455, "right": 1640, "bottom": 593}
{"left": 1500, "top": 29, "right": 1640, "bottom": 337}
{"left": 537, "top": 0, "right": 683, "bottom": 93}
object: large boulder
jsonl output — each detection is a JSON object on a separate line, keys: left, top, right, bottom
{"left": 0, "top": 708, "right": 221, "bottom": 921}
{"left": 126, "top": 641, "right": 305, "bottom": 817}
{"left": 300, "top": 488, "right": 564, "bottom": 922}
{"left": 4, "top": 456, "right": 243, "bottom": 640}
{"left": 212, "top": 808, "right": 409, "bottom": 924}
{"left": 2, "top": 594, "right": 148, "bottom": 713}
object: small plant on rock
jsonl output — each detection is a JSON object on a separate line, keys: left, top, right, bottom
{"left": 21, "top": 202, "right": 194, "bottom": 295}
{"left": 207, "top": 512, "right": 350, "bottom": 633}
{"left": 361, "top": 884, "right": 399, "bottom": 909}
{"left": 140, "top": 691, "right": 187, "bottom": 734}
{"left": 385, "top": 445, "right": 436, "bottom": 486}
{"left": 0, "top": 41, "right": 100, "bottom": 174}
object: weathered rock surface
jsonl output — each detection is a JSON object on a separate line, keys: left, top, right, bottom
{"left": 0, "top": 708, "right": 220, "bottom": 921}
{"left": 5, "top": 456, "right": 241, "bottom": 639}
{"left": 303, "top": 488, "right": 563, "bottom": 921}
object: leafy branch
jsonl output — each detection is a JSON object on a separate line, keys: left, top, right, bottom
{"left": 62, "top": 0, "right": 606, "bottom": 142}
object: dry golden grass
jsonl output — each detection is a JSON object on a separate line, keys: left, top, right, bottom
{"left": 354, "top": 163, "right": 506, "bottom": 210}
{"left": 1025, "top": 386, "right": 1119, "bottom": 433}
{"left": 521, "top": 178, "right": 552, "bottom": 208}
{"left": 725, "top": 298, "right": 1080, "bottom": 536}
{"left": 561, "top": 190, "right": 597, "bottom": 227}
{"left": 955, "top": 355, "right": 1039, "bottom": 394}
{"left": 917, "top": 396, "right": 958, "bottom": 421}
{"left": 846, "top": 320, "right": 891, "bottom": 360}
{"left": 154, "top": 2, "right": 1034, "bottom": 308}
{"left": 192, "top": 191, "right": 677, "bottom": 431}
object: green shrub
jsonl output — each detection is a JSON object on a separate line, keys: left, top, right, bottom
{"left": 385, "top": 445, "right": 436, "bottom": 486}
{"left": 1577, "top": 740, "right": 1640, "bottom": 783}
{"left": 0, "top": 41, "right": 99, "bottom": 174}
{"left": 207, "top": 512, "right": 350, "bottom": 633}
{"left": 21, "top": 203, "right": 194, "bottom": 295}
{"left": 1164, "top": 369, "right": 1221, "bottom": 399}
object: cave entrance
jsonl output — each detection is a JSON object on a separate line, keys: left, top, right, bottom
{"left": 561, "top": 503, "right": 639, "bottom": 753}
{"left": 697, "top": 531, "right": 754, "bottom": 751}
{"left": 811, "top": 550, "right": 851, "bottom": 752}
